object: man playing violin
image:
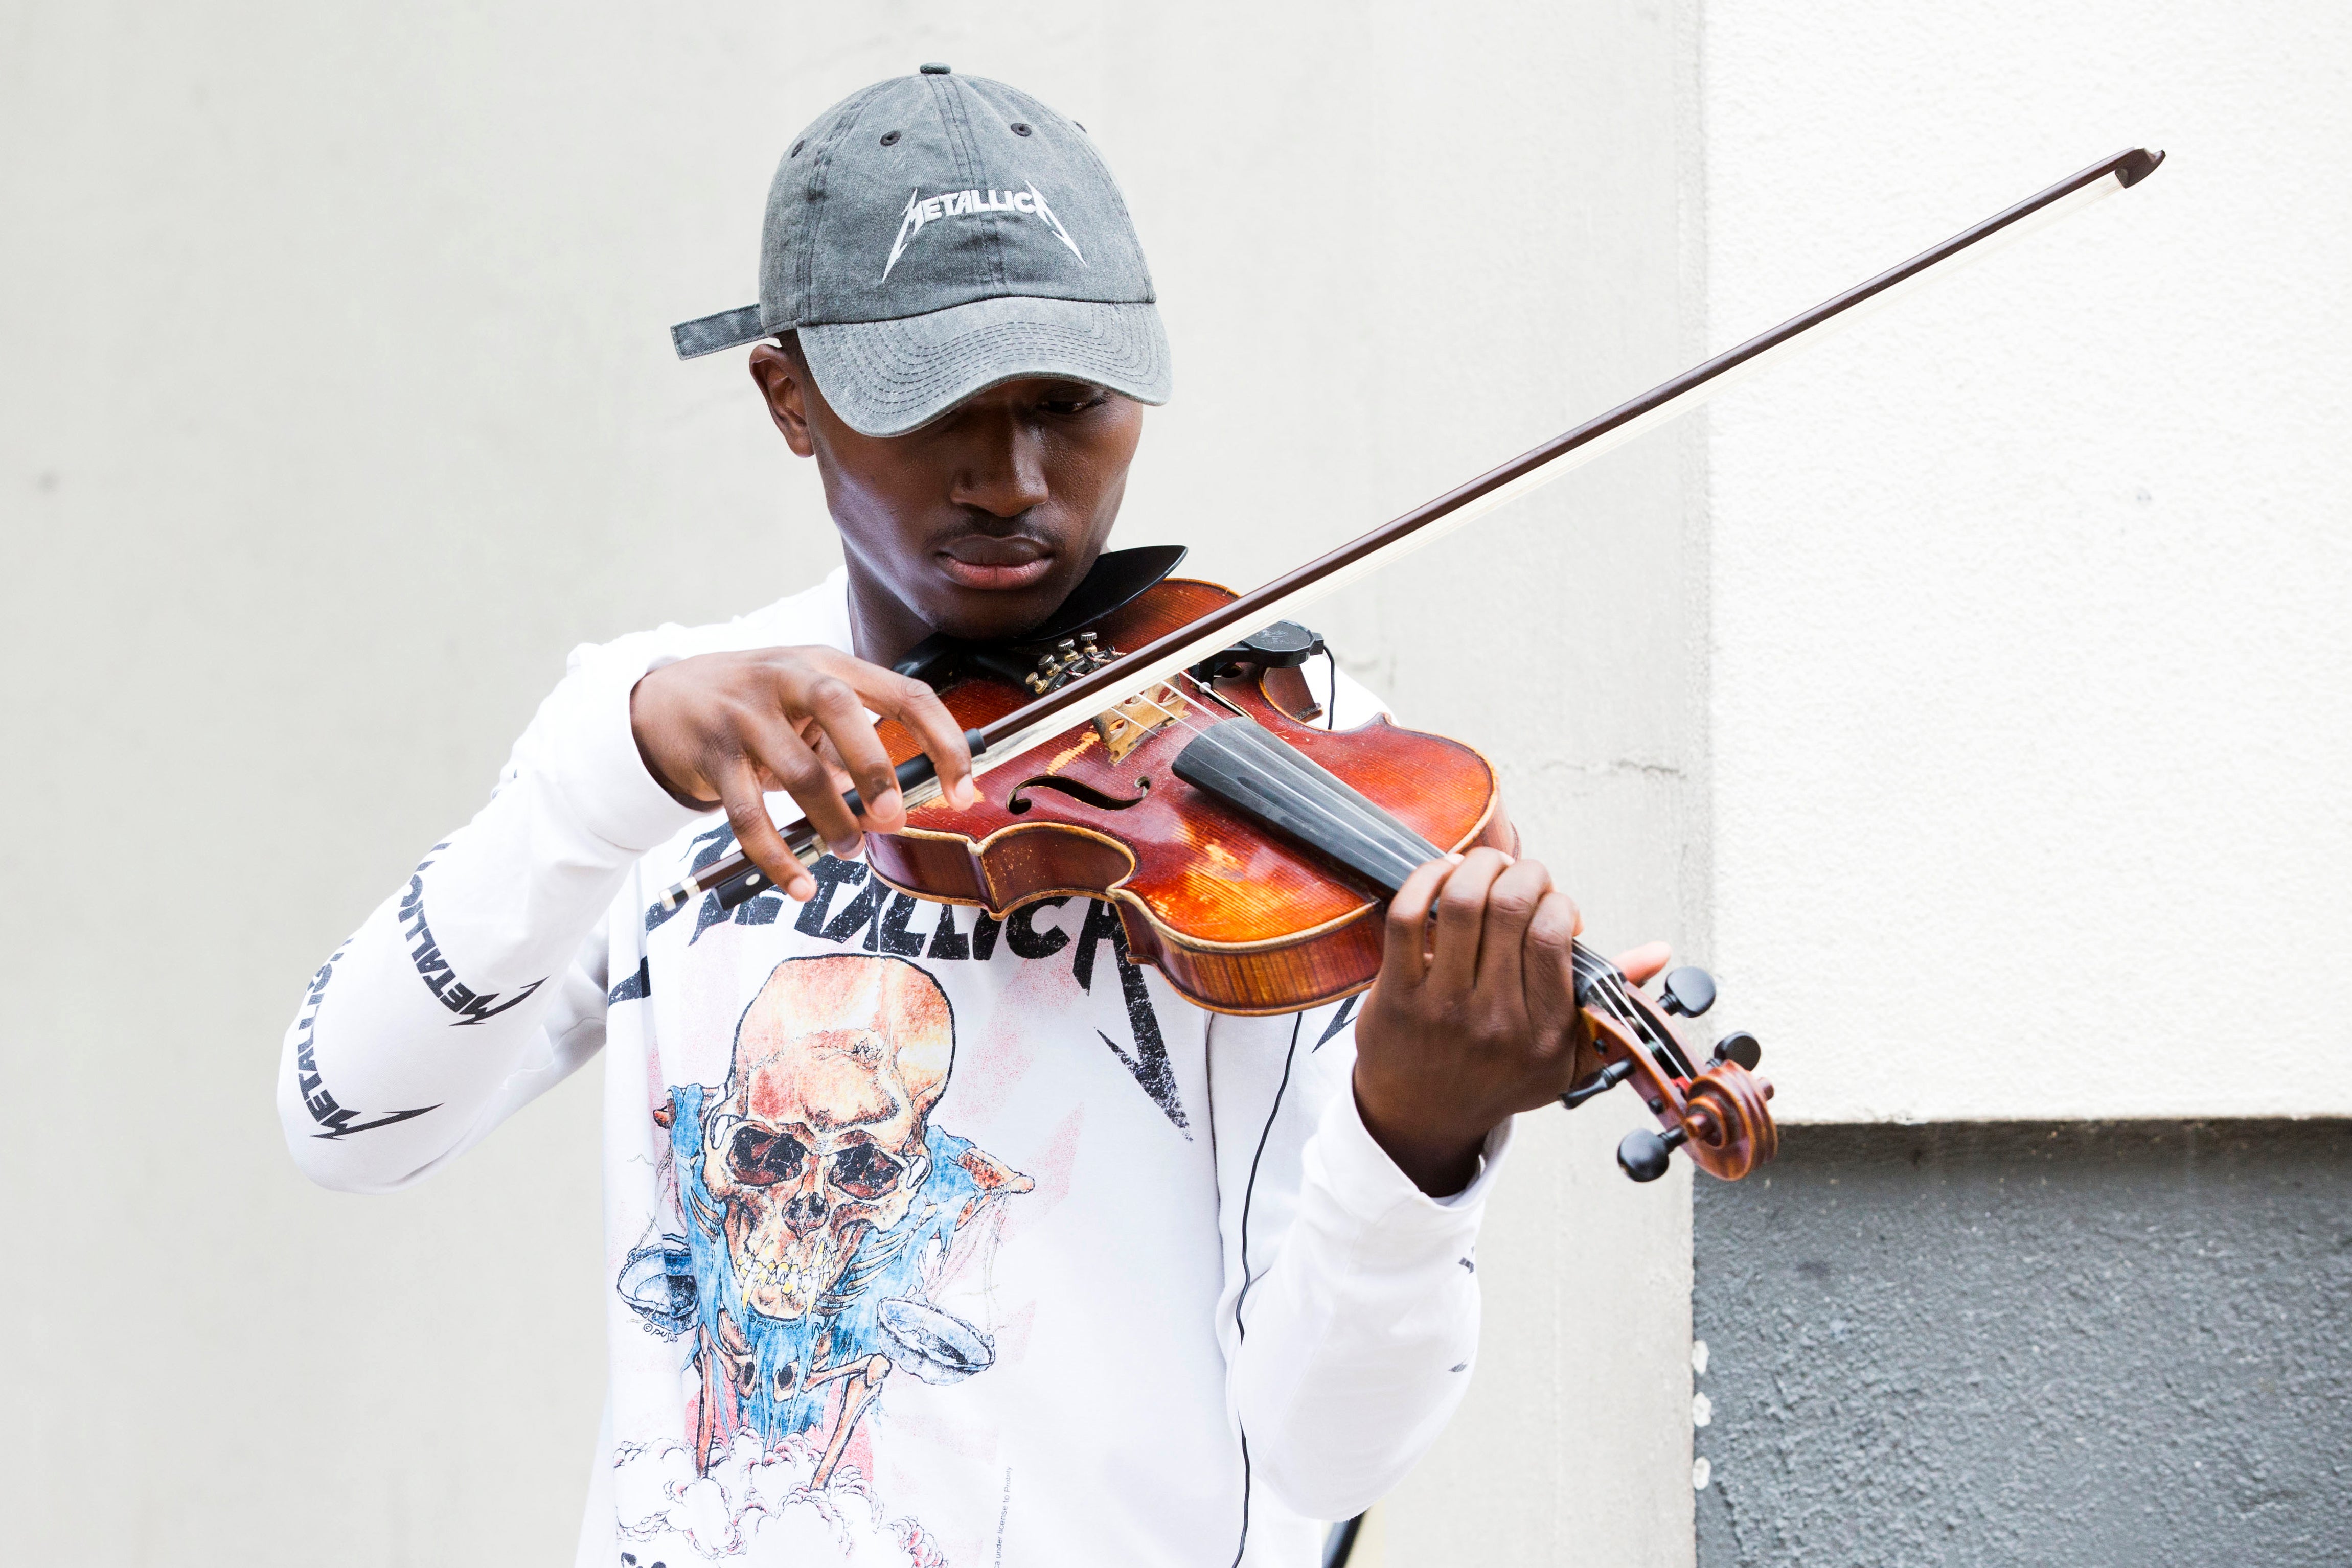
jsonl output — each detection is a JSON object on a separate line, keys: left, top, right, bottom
{"left": 281, "top": 65, "right": 1666, "bottom": 1567}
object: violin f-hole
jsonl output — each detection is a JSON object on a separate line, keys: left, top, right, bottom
{"left": 1005, "top": 773, "right": 1155, "bottom": 815}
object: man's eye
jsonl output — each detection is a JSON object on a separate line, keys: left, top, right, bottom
{"left": 728, "top": 1125, "right": 808, "bottom": 1185}
{"left": 828, "top": 1141, "right": 904, "bottom": 1201}
{"left": 1039, "top": 386, "right": 1107, "bottom": 417}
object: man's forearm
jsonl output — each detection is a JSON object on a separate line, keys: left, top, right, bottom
{"left": 277, "top": 631, "right": 702, "bottom": 1190}
{"left": 1228, "top": 1086, "right": 1504, "bottom": 1520}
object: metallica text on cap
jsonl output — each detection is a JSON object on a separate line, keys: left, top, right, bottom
{"left": 883, "top": 182, "right": 1084, "bottom": 282}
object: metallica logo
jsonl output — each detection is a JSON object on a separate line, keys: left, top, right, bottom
{"left": 292, "top": 945, "right": 439, "bottom": 1140}
{"left": 881, "top": 181, "right": 1083, "bottom": 281}
{"left": 641, "top": 833, "right": 1197, "bottom": 1137}
{"left": 398, "top": 845, "right": 545, "bottom": 1026}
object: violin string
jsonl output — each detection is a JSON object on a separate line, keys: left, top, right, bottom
{"left": 1575, "top": 973, "right": 1656, "bottom": 1082}
{"left": 1571, "top": 947, "right": 1689, "bottom": 1078}
{"left": 1585, "top": 962, "right": 1665, "bottom": 1052}
{"left": 1103, "top": 669, "right": 1305, "bottom": 766}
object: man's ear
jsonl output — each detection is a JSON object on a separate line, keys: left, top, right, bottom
{"left": 748, "top": 341, "right": 817, "bottom": 458}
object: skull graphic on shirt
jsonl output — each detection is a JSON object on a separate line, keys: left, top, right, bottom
{"left": 701, "top": 955, "right": 955, "bottom": 1320}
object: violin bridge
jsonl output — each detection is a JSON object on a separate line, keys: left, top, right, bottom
{"left": 1094, "top": 682, "right": 1188, "bottom": 763}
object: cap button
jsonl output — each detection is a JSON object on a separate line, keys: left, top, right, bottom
{"left": 919, "top": 62, "right": 951, "bottom": 74}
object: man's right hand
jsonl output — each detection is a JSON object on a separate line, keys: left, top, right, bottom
{"left": 629, "top": 647, "right": 979, "bottom": 903}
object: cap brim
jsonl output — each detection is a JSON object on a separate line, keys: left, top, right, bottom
{"left": 799, "top": 296, "right": 1171, "bottom": 437}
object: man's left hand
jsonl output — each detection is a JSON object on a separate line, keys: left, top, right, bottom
{"left": 1352, "top": 848, "right": 1671, "bottom": 1197}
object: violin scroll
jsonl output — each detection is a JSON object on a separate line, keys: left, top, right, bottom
{"left": 1564, "top": 961, "right": 1778, "bottom": 1184}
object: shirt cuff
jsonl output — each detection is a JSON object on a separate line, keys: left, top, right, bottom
{"left": 533, "top": 639, "right": 713, "bottom": 853}
{"left": 1306, "top": 1086, "right": 1516, "bottom": 1235}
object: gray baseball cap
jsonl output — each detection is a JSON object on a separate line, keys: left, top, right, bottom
{"left": 671, "top": 64, "right": 1171, "bottom": 437}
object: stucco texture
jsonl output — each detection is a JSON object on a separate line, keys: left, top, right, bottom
{"left": 1705, "top": 4, "right": 2352, "bottom": 1122}
{"left": 1692, "top": 1121, "right": 2352, "bottom": 1566}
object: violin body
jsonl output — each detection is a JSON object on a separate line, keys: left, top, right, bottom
{"left": 865, "top": 578, "right": 1509, "bottom": 1014}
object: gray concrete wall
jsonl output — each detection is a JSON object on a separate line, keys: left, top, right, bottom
{"left": 0, "top": 3, "right": 1704, "bottom": 1562}
{"left": 1692, "top": 1122, "right": 2352, "bottom": 1566}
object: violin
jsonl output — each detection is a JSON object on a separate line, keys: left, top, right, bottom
{"left": 882, "top": 559, "right": 1780, "bottom": 1184}
{"left": 658, "top": 148, "right": 2163, "bottom": 1185}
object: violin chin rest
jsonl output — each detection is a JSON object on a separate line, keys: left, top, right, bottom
{"left": 891, "top": 545, "right": 1192, "bottom": 690}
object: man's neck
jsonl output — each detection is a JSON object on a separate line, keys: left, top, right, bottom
{"left": 841, "top": 566, "right": 935, "bottom": 671}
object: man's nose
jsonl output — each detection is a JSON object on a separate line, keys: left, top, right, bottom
{"left": 950, "top": 416, "right": 1051, "bottom": 519}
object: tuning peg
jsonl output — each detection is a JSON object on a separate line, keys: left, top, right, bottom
{"left": 1560, "top": 1058, "right": 1635, "bottom": 1110}
{"left": 1617, "top": 1125, "right": 1687, "bottom": 1183}
{"left": 1710, "top": 1030, "right": 1762, "bottom": 1071}
{"left": 1660, "top": 966, "right": 1717, "bottom": 1018}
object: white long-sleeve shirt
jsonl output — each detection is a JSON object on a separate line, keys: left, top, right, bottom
{"left": 278, "top": 567, "right": 1506, "bottom": 1567}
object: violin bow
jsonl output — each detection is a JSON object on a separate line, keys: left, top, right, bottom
{"left": 665, "top": 147, "right": 2163, "bottom": 905}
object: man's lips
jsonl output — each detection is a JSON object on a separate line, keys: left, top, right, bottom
{"left": 938, "top": 535, "right": 1056, "bottom": 590}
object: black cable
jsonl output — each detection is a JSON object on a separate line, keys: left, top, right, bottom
{"left": 1229, "top": 1011, "right": 1306, "bottom": 1568}
{"left": 1235, "top": 1012, "right": 1304, "bottom": 1338}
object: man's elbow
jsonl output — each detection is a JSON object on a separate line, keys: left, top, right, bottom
{"left": 1241, "top": 1385, "right": 1454, "bottom": 1524}
{"left": 277, "top": 1088, "right": 435, "bottom": 1195}
{"left": 282, "top": 1128, "right": 409, "bottom": 1194}
{"left": 1251, "top": 1441, "right": 1411, "bottom": 1526}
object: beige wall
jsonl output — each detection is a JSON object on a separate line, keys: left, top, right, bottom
{"left": 1703, "top": 4, "right": 2351, "bottom": 1124}
{"left": 1, "top": 4, "right": 1704, "bottom": 1563}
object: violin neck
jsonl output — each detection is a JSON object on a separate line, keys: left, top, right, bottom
{"left": 1156, "top": 704, "right": 1682, "bottom": 1055}
{"left": 1171, "top": 711, "right": 1614, "bottom": 970}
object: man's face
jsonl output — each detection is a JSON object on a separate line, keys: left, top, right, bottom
{"left": 751, "top": 343, "right": 1146, "bottom": 646}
